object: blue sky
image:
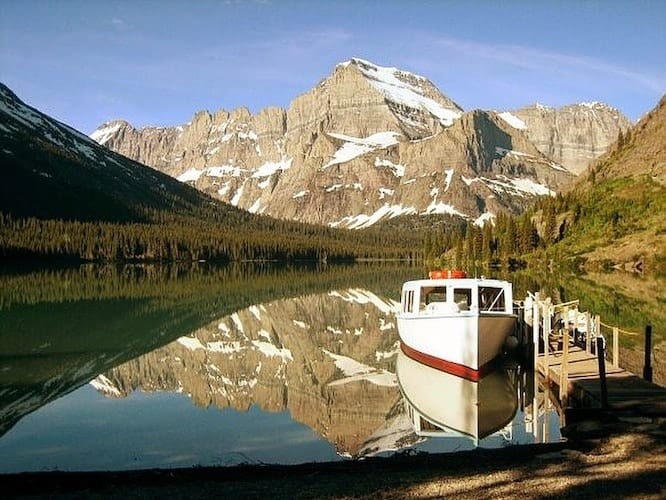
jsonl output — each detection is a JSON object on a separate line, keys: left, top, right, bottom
{"left": 1, "top": 0, "right": 664, "bottom": 134}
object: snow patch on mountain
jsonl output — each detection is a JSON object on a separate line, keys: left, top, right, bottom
{"left": 474, "top": 212, "right": 495, "bottom": 227}
{"left": 205, "top": 341, "right": 244, "bottom": 354}
{"left": 424, "top": 201, "right": 467, "bottom": 217}
{"left": 90, "top": 122, "right": 123, "bottom": 145}
{"left": 374, "top": 157, "right": 405, "bottom": 177}
{"left": 330, "top": 203, "right": 417, "bottom": 229}
{"left": 329, "top": 370, "right": 397, "bottom": 387}
{"left": 249, "top": 197, "right": 263, "bottom": 213}
{"left": 230, "top": 183, "right": 244, "bottom": 206}
{"left": 378, "top": 187, "right": 394, "bottom": 199}
{"left": 252, "top": 158, "right": 292, "bottom": 177}
{"left": 324, "top": 132, "right": 400, "bottom": 169}
{"left": 484, "top": 176, "right": 555, "bottom": 197}
{"left": 356, "top": 412, "right": 422, "bottom": 458}
{"left": 323, "top": 349, "right": 397, "bottom": 387}
{"left": 292, "top": 190, "right": 309, "bottom": 199}
{"left": 177, "top": 168, "right": 203, "bottom": 182}
{"left": 328, "top": 289, "right": 397, "bottom": 314}
{"left": 177, "top": 336, "right": 206, "bottom": 351}
{"left": 444, "top": 168, "right": 454, "bottom": 191}
{"left": 348, "top": 58, "right": 462, "bottom": 127}
{"left": 497, "top": 112, "right": 527, "bottom": 130}
{"left": 90, "top": 374, "right": 123, "bottom": 398}
{"left": 252, "top": 340, "right": 293, "bottom": 361}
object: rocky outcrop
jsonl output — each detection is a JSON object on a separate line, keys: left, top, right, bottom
{"left": 93, "top": 58, "right": 634, "bottom": 228}
{"left": 498, "top": 102, "right": 632, "bottom": 175}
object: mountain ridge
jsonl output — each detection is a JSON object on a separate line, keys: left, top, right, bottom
{"left": 93, "top": 58, "right": 595, "bottom": 229}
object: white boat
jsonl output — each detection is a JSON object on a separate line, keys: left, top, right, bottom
{"left": 396, "top": 270, "right": 516, "bottom": 381}
{"left": 397, "top": 349, "right": 518, "bottom": 443}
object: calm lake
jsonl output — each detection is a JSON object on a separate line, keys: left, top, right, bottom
{"left": 0, "top": 263, "right": 661, "bottom": 473}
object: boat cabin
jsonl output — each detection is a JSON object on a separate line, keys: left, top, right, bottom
{"left": 400, "top": 279, "right": 513, "bottom": 316}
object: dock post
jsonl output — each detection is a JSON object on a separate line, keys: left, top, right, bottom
{"left": 594, "top": 315, "right": 601, "bottom": 354}
{"left": 532, "top": 293, "right": 540, "bottom": 364}
{"left": 612, "top": 327, "right": 619, "bottom": 369}
{"left": 596, "top": 336, "right": 609, "bottom": 409}
{"left": 585, "top": 312, "right": 592, "bottom": 353}
{"left": 560, "top": 323, "right": 569, "bottom": 407}
{"left": 544, "top": 300, "right": 551, "bottom": 375}
{"left": 643, "top": 324, "right": 653, "bottom": 382}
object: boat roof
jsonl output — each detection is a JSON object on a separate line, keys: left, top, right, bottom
{"left": 402, "top": 277, "right": 512, "bottom": 288}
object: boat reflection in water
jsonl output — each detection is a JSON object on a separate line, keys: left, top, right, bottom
{"left": 397, "top": 348, "right": 519, "bottom": 446}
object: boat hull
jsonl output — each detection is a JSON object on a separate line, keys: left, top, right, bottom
{"left": 397, "top": 349, "right": 518, "bottom": 440}
{"left": 397, "top": 313, "right": 516, "bottom": 381}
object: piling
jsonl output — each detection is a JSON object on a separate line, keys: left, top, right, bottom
{"left": 559, "top": 325, "right": 569, "bottom": 407}
{"left": 643, "top": 324, "right": 653, "bottom": 382}
{"left": 612, "top": 327, "right": 619, "bottom": 368}
{"left": 596, "top": 336, "right": 609, "bottom": 409}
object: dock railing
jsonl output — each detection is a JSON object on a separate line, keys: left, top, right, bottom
{"left": 522, "top": 292, "right": 638, "bottom": 365}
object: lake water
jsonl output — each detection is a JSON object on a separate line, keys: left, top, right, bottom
{"left": 0, "top": 263, "right": 658, "bottom": 473}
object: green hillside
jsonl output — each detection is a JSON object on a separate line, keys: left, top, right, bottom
{"left": 539, "top": 95, "right": 666, "bottom": 272}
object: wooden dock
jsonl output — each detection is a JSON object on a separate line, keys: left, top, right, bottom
{"left": 536, "top": 345, "right": 666, "bottom": 414}
{"left": 521, "top": 293, "right": 666, "bottom": 421}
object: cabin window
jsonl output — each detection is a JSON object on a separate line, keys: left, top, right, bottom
{"left": 453, "top": 288, "right": 471, "bottom": 310}
{"left": 403, "top": 290, "right": 415, "bottom": 313}
{"left": 424, "top": 286, "right": 447, "bottom": 304}
{"left": 479, "top": 287, "right": 505, "bottom": 311}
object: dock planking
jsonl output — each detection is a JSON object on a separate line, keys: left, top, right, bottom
{"left": 536, "top": 345, "right": 666, "bottom": 414}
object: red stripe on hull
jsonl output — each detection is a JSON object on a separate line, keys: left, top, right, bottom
{"left": 400, "top": 343, "right": 499, "bottom": 382}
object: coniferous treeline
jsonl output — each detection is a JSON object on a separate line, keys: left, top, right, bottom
{"left": 422, "top": 210, "right": 542, "bottom": 269}
{"left": 422, "top": 169, "right": 665, "bottom": 270}
{"left": 0, "top": 211, "right": 423, "bottom": 263}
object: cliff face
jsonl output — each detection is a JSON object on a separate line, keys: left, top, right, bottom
{"left": 93, "top": 58, "right": 637, "bottom": 228}
{"left": 499, "top": 102, "right": 632, "bottom": 175}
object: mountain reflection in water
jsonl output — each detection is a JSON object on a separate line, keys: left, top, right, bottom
{"left": 0, "top": 264, "right": 561, "bottom": 472}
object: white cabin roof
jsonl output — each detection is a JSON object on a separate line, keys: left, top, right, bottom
{"left": 402, "top": 278, "right": 512, "bottom": 290}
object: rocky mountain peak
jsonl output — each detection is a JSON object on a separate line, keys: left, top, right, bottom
{"left": 89, "top": 120, "right": 131, "bottom": 145}
{"left": 344, "top": 57, "right": 463, "bottom": 131}
{"left": 500, "top": 102, "right": 632, "bottom": 174}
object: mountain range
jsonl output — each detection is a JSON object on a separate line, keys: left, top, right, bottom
{"left": 1, "top": 80, "right": 422, "bottom": 262}
{"left": 91, "top": 58, "right": 630, "bottom": 229}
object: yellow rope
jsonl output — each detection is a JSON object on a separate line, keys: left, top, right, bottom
{"left": 599, "top": 321, "right": 640, "bottom": 336}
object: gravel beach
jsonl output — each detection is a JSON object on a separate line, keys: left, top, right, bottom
{"left": 4, "top": 422, "right": 664, "bottom": 499}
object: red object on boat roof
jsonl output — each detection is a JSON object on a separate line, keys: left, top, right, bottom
{"left": 428, "top": 269, "right": 467, "bottom": 279}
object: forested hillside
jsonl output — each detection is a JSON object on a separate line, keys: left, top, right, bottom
{"left": 539, "top": 95, "right": 666, "bottom": 271}
{"left": 0, "top": 83, "right": 420, "bottom": 263}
